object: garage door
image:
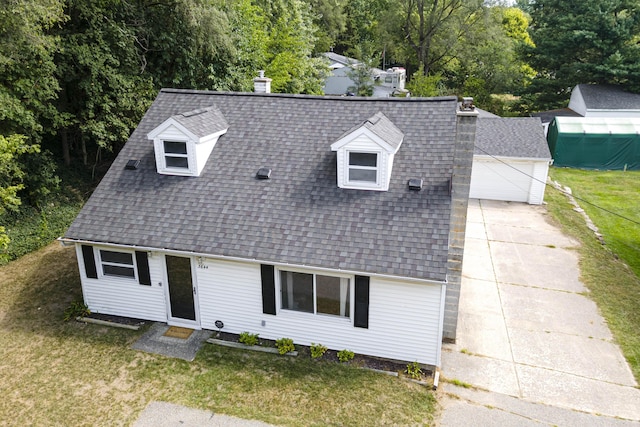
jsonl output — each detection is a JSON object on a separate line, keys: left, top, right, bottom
{"left": 470, "top": 158, "right": 534, "bottom": 203}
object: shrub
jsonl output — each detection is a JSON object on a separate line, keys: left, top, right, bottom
{"left": 406, "top": 361, "right": 423, "bottom": 380}
{"left": 63, "top": 301, "right": 90, "bottom": 322}
{"left": 275, "top": 337, "right": 295, "bottom": 355}
{"left": 337, "top": 349, "right": 354, "bottom": 363}
{"left": 238, "top": 332, "right": 259, "bottom": 346}
{"left": 310, "top": 343, "right": 328, "bottom": 359}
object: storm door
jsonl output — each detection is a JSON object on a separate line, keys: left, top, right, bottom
{"left": 165, "top": 255, "right": 199, "bottom": 327}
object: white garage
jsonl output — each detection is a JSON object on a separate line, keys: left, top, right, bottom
{"left": 470, "top": 118, "right": 552, "bottom": 205}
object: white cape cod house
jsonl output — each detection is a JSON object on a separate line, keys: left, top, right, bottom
{"left": 62, "top": 88, "right": 477, "bottom": 367}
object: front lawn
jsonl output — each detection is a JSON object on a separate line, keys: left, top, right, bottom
{"left": 547, "top": 168, "right": 640, "bottom": 382}
{"left": 0, "top": 243, "right": 436, "bottom": 426}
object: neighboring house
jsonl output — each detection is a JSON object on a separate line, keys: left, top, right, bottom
{"left": 568, "top": 84, "right": 640, "bottom": 118}
{"left": 533, "top": 84, "right": 640, "bottom": 170}
{"left": 471, "top": 118, "right": 552, "bottom": 205}
{"left": 322, "top": 52, "right": 406, "bottom": 98}
{"left": 533, "top": 84, "right": 640, "bottom": 135}
{"left": 62, "top": 81, "right": 478, "bottom": 367}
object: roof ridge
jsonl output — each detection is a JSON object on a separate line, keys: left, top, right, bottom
{"left": 159, "top": 88, "right": 458, "bottom": 103}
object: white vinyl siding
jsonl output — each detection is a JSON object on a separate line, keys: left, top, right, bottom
{"left": 470, "top": 156, "right": 549, "bottom": 205}
{"left": 196, "top": 258, "right": 444, "bottom": 365}
{"left": 76, "top": 245, "right": 167, "bottom": 321}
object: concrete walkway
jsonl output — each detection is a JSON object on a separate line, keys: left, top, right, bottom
{"left": 438, "top": 199, "right": 640, "bottom": 425}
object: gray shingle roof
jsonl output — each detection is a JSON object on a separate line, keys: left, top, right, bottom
{"left": 577, "top": 84, "right": 640, "bottom": 110}
{"left": 172, "top": 106, "right": 228, "bottom": 138}
{"left": 476, "top": 118, "right": 551, "bottom": 159}
{"left": 65, "top": 89, "right": 459, "bottom": 281}
{"left": 337, "top": 111, "right": 404, "bottom": 151}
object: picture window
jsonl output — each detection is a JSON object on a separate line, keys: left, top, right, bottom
{"left": 280, "top": 270, "right": 350, "bottom": 318}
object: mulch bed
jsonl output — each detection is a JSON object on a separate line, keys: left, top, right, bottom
{"left": 214, "top": 331, "right": 433, "bottom": 380}
{"left": 83, "top": 312, "right": 147, "bottom": 328}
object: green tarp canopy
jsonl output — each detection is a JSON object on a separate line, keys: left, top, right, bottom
{"left": 547, "top": 117, "right": 640, "bottom": 170}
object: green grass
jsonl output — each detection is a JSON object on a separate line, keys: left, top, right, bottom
{"left": 547, "top": 168, "right": 640, "bottom": 381}
{"left": 0, "top": 243, "right": 436, "bottom": 426}
{"left": 550, "top": 168, "right": 640, "bottom": 278}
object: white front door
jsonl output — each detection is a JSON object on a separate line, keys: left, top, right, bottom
{"left": 164, "top": 255, "right": 200, "bottom": 329}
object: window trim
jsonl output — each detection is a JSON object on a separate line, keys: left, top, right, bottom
{"left": 160, "top": 139, "right": 192, "bottom": 172}
{"left": 277, "top": 267, "right": 352, "bottom": 320}
{"left": 163, "top": 140, "right": 190, "bottom": 170}
{"left": 98, "top": 248, "right": 138, "bottom": 282}
{"left": 346, "top": 150, "right": 380, "bottom": 187}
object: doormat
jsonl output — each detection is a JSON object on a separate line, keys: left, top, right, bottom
{"left": 163, "top": 326, "right": 194, "bottom": 340}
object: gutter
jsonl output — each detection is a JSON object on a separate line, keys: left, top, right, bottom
{"left": 58, "top": 237, "right": 447, "bottom": 287}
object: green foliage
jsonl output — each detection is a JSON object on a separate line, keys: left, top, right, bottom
{"left": 346, "top": 58, "right": 375, "bottom": 96}
{"left": 1, "top": 198, "right": 84, "bottom": 265}
{"left": 260, "top": 0, "right": 328, "bottom": 94}
{"left": 0, "top": 0, "right": 65, "bottom": 140}
{"left": 239, "top": 332, "right": 259, "bottom": 346}
{"left": 63, "top": 301, "right": 90, "bottom": 322}
{"left": 0, "top": 134, "right": 40, "bottom": 257}
{"left": 406, "top": 361, "right": 423, "bottom": 379}
{"left": 545, "top": 169, "right": 640, "bottom": 381}
{"left": 406, "top": 66, "right": 444, "bottom": 97}
{"left": 522, "top": 0, "right": 640, "bottom": 110}
{"left": 275, "top": 337, "right": 295, "bottom": 354}
{"left": 337, "top": 349, "right": 354, "bottom": 362}
{"left": 309, "top": 0, "right": 348, "bottom": 53}
{"left": 310, "top": 342, "right": 328, "bottom": 359}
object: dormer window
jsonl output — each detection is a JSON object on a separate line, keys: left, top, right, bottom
{"left": 147, "top": 106, "right": 228, "bottom": 177}
{"left": 331, "top": 112, "right": 404, "bottom": 191}
{"left": 163, "top": 141, "right": 189, "bottom": 169}
{"left": 348, "top": 152, "right": 379, "bottom": 184}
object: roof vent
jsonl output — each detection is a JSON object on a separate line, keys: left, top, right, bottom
{"left": 408, "top": 178, "right": 423, "bottom": 191}
{"left": 256, "top": 167, "right": 271, "bottom": 180}
{"left": 125, "top": 159, "right": 140, "bottom": 170}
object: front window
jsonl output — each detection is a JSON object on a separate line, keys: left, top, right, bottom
{"left": 100, "top": 250, "right": 135, "bottom": 279}
{"left": 348, "top": 152, "right": 378, "bottom": 183}
{"left": 163, "top": 140, "right": 189, "bottom": 169}
{"left": 280, "top": 270, "right": 350, "bottom": 317}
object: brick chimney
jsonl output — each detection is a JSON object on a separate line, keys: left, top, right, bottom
{"left": 443, "top": 97, "right": 478, "bottom": 342}
{"left": 253, "top": 70, "right": 272, "bottom": 94}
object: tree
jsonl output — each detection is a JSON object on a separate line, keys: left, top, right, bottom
{"left": 308, "top": 0, "right": 348, "bottom": 53}
{"left": 0, "top": 0, "right": 64, "bottom": 141}
{"left": 336, "top": 0, "right": 390, "bottom": 59}
{"left": 406, "top": 65, "right": 445, "bottom": 96}
{"left": 521, "top": 0, "right": 640, "bottom": 110}
{"left": 0, "top": 135, "right": 39, "bottom": 257}
{"left": 398, "top": 0, "right": 483, "bottom": 75}
{"left": 347, "top": 60, "right": 375, "bottom": 96}
{"left": 257, "top": 0, "right": 328, "bottom": 93}
{"left": 53, "top": 0, "right": 156, "bottom": 166}
{"left": 447, "top": 6, "right": 535, "bottom": 106}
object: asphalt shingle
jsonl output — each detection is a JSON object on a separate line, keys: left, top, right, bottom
{"left": 475, "top": 117, "right": 551, "bottom": 159}
{"left": 65, "top": 90, "right": 459, "bottom": 281}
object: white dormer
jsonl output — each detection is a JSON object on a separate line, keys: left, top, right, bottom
{"left": 331, "top": 112, "right": 404, "bottom": 191}
{"left": 147, "top": 106, "right": 228, "bottom": 176}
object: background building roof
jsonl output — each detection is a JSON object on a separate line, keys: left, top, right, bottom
{"left": 576, "top": 84, "right": 640, "bottom": 110}
{"left": 475, "top": 117, "right": 551, "bottom": 159}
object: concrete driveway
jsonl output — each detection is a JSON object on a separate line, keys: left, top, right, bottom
{"left": 437, "top": 199, "right": 640, "bottom": 425}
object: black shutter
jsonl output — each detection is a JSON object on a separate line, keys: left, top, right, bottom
{"left": 261, "top": 264, "right": 276, "bottom": 315}
{"left": 354, "top": 275, "right": 370, "bottom": 328}
{"left": 135, "top": 251, "right": 152, "bottom": 286}
{"left": 81, "top": 245, "right": 98, "bottom": 279}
